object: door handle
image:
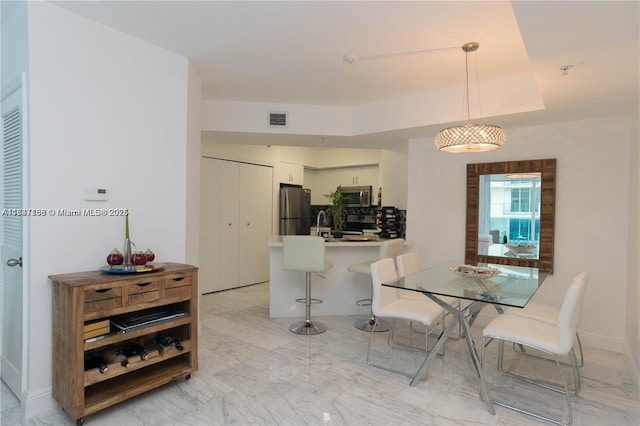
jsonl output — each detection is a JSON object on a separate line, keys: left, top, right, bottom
{"left": 7, "top": 257, "right": 22, "bottom": 267}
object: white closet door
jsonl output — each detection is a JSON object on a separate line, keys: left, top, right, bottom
{"left": 1, "top": 83, "right": 24, "bottom": 398}
{"left": 238, "top": 163, "right": 273, "bottom": 286}
{"left": 219, "top": 161, "right": 240, "bottom": 290}
{"left": 200, "top": 158, "right": 239, "bottom": 293}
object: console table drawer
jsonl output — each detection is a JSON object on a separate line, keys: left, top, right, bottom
{"left": 84, "top": 288, "right": 122, "bottom": 315}
{"left": 127, "top": 281, "right": 160, "bottom": 306}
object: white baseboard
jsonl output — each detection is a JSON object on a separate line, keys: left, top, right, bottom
{"left": 623, "top": 341, "right": 640, "bottom": 393}
{"left": 23, "top": 387, "right": 56, "bottom": 420}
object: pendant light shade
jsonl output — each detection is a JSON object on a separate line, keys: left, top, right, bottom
{"left": 435, "top": 42, "right": 506, "bottom": 152}
{"left": 435, "top": 123, "right": 506, "bottom": 152}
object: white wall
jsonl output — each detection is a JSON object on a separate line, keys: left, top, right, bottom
{"left": 202, "top": 99, "right": 352, "bottom": 136}
{"left": 407, "top": 116, "right": 632, "bottom": 352}
{"left": 380, "top": 144, "right": 408, "bottom": 209}
{"left": 1, "top": 1, "right": 28, "bottom": 91}
{"left": 25, "top": 2, "right": 191, "bottom": 416}
{"left": 626, "top": 102, "right": 639, "bottom": 387}
{"left": 185, "top": 62, "right": 202, "bottom": 266}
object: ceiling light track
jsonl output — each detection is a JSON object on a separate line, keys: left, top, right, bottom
{"left": 343, "top": 45, "right": 459, "bottom": 64}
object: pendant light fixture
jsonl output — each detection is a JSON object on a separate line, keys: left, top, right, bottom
{"left": 435, "top": 42, "right": 506, "bottom": 152}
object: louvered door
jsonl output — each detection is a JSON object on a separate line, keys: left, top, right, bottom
{"left": 1, "top": 82, "right": 24, "bottom": 398}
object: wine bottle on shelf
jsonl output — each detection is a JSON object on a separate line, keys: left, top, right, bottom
{"left": 84, "top": 353, "right": 108, "bottom": 373}
{"left": 103, "top": 349, "right": 129, "bottom": 367}
{"left": 155, "top": 334, "right": 184, "bottom": 355}
{"left": 122, "top": 341, "right": 149, "bottom": 361}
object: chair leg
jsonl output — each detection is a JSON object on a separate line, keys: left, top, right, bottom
{"left": 387, "top": 319, "right": 397, "bottom": 346}
{"left": 510, "top": 344, "right": 581, "bottom": 393}
{"left": 569, "top": 349, "right": 581, "bottom": 392}
{"left": 366, "top": 319, "right": 377, "bottom": 365}
{"left": 485, "top": 337, "right": 574, "bottom": 425}
{"left": 554, "top": 354, "right": 573, "bottom": 425}
{"left": 367, "top": 317, "right": 427, "bottom": 381}
{"left": 289, "top": 272, "right": 327, "bottom": 335}
{"left": 575, "top": 332, "right": 584, "bottom": 368}
{"left": 355, "top": 281, "right": 390, "bottom": 332}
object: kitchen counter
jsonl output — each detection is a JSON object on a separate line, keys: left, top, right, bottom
{"left": 269, "top": 236, "right": 409, "bottom": 318}
{"left": 268, "top": 235, "right": 384, "bottom": 247}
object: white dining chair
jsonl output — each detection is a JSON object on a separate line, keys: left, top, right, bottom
{"left": 394, "top": 252, "right": 460, "bottom": 346}
{"left": 366, "top": 258, "right": 445, "bottom": 381}
{"left": 348, "top": 238, "right": 404, "bottom": 332}
{"left": 502, "top": 275, "right": 588, "bottom": 370}
{"left": 481, "top": 271, "right": 588, "bottom": 425}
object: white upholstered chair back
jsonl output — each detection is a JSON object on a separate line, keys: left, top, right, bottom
{"left": 283, "top": 236, "right": 328, "bottom": 273}
{"left": 557, "top": 271, "right": 589, "bottom": 354}
{"left": 396, "top": 251, "right": 419, "bottom": 278}
{"left": 370, "top": 258, "right": 399, "bottom": 317}
{"left": 379, "top": 238, "right": 404, "bottom": 262}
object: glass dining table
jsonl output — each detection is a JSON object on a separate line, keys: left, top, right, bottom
{"left": 382, "top": 259, "right": 550, "bottom": 415}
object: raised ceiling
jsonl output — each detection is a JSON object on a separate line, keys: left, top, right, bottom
{"left": 53, "top": 1, "right": 639, "bottom": 148}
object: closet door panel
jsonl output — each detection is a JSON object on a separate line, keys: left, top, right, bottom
{"left": 239, "top": 163, "right": 273, "bottom": 286}
{"left": 219, "top": 161, "right": 240, "bottom": 291}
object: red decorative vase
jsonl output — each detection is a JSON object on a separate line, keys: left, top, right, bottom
{"left": 107, "top": 249, "right": 124, "bottom": 266}
{"left": 131, "top": 252, "right": 147, "bottom": 265}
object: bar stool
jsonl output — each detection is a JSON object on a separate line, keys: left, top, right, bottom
{"left": 283, "top": 236, "right": 333, "bottom": 335}
{"left": 347, "top": 238, "right": 404, "bottom": 332}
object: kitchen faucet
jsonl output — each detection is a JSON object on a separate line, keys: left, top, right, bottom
{"left": 316, "top": 210, "right": 327, "bottom": 236}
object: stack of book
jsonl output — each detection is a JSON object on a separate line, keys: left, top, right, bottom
{"left": 83, "top": 319, "right": 111, "bottom": 340}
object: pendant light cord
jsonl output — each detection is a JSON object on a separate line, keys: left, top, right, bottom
{"left": 465, "top": 50, "right": 471, "bottom": 124}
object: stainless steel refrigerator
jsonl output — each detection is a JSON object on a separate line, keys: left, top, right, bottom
{"left": 279, "top": 184, "right": 311, "bottom": 235}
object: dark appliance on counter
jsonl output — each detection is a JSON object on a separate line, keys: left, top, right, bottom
{"left": 341, "top": 185, "right": 373, "bottom": 207}
{"left": 279, "top": 184, "right": 311, "bottom": 235}
{"left": 344, "top": 214, "right": 377, "bottom": 235}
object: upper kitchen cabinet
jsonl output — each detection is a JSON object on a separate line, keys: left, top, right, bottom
{"left": 278, "top": 161, "right": 304, "bottom": 185}
{"left": 311, "top": 165, "right": 379, "bottom": 205}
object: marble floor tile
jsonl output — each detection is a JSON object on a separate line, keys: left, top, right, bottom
{"left": 2, "top": 282, "right": 639, "bottom": 425}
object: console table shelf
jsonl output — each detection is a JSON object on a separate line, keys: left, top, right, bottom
{"left": 50, "top": 263, "right": 198, "bottom": 425}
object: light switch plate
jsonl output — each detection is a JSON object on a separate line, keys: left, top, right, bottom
{"left": 84, "top": 187, "right": 108, "bottom": 201}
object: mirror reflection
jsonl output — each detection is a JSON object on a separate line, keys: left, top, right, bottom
{"left": 465, "top": 158, "right": 555, "bottom": 272}
{"left": 477, "top": 173, "right": 541, "bottom": 260}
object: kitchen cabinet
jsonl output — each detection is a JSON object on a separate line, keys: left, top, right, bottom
{"left": 200, "top": 158, "right": 273, "bottom": 293}
{"left": 49, "top": 263, "right": 198, "bottom": 425}
{"left": 278, "top": 161, "right": 304, "bottom": 185}
{"left": 313, "top": 165, "right": 379, "bottom": 204}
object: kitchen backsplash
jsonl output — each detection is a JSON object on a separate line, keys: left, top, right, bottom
{"left": 310, "top": 205, "right": 406, "bottom": 238}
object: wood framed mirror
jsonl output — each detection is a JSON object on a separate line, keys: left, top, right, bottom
{"left": 465, "top": 158, "right": 556, "bottom": 272}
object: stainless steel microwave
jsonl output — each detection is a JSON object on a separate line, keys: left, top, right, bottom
{"left": 341, "top": 185, "right": 372, "bottom": 207}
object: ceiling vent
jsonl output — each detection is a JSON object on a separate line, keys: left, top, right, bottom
{"left": 268, "top": 112, "right": 288, "bottom": 128}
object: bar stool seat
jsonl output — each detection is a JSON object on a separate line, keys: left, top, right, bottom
{"left": 348, "top": 238, "right": 404, "bottom": 332}
{"left": 283, "top": 236, "right": 333, "bottom": 335}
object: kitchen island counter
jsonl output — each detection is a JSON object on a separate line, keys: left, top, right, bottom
{"left": 269, "top": 236, "right": 408, "bottom": 318}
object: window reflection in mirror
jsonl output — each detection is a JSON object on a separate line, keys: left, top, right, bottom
{"left": 465, "top": 158, "right": 555, "bottom": 272}
{"left": 477, "top": 173, "right": 541, "bottom": 260}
